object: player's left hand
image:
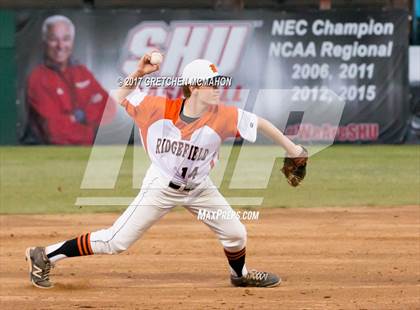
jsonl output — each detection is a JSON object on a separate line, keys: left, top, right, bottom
{"left": 281, "top": 145, "right": 308, "bottom": 187}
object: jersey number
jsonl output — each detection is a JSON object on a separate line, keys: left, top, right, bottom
{"left": 181, "top": 167, "right": 198, "bottom": 180}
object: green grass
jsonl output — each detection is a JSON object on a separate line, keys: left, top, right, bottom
{"left": 0, "top": 145, "right": 419, "bottom": 214}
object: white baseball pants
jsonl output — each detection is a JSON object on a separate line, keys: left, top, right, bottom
{"left": 90, "top": 164, "right": 247, "bottom": 255}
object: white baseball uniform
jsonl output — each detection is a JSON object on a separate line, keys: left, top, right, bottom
{"left": 36, "top": 60, "right": 281, "bottom": 289}
{"left": 90, "top": 88, "right": 258, "bottom": 258}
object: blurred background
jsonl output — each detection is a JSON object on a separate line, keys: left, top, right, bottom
{"left": 0, "top": 0, "right": 419, "bottom": 146}
{"left": 0, "top": 0, "right": 418, "bottom": 213}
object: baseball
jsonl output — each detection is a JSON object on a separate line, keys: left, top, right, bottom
{"left": 150, "top": 52, "right": 163, "bottom": 65}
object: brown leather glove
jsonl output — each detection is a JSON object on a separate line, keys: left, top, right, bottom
{"left": 281, "top": 146, "right": 308, "bottom": 187}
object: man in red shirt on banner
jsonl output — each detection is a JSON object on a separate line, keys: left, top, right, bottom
{"left": 26, "top": 15, "right": 115, "bottom": 145}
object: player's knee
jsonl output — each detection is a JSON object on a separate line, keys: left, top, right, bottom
{"left": 223, "top": 223, "right": 247, "bottom": 250}
{"left": 235, "top": 224, "right": 247, "bottom": 247}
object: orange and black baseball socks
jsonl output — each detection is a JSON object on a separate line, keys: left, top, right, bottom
{"left": 224, "top": 247, "right": 247, "bottom": 277}
{"left": 45, "top": 233, "right": 93, "bottom": 263}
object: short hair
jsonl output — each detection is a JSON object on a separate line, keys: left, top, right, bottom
{"left": 182, "top": 85, "right": 191, "bottom": 98}
{"left": 42, "top": 15, "right": 75, "bottom": 41}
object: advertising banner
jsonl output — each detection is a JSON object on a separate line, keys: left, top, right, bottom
{"left": 15, "top": 9, "right": 409, "bottom": 144}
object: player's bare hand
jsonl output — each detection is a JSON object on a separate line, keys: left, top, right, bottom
{"left": 136, "top": 51, "right": 161, "bottom": 76}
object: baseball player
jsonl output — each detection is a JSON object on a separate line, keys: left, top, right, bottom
{"left": 25, "top": 52, "right": 308, "bottom": 288}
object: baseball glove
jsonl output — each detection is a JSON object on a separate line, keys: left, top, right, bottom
{"left": 281, "top": 146, "right": 308, "bottom": 187}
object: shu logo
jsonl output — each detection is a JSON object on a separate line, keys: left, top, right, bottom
{"left": 121, "top": 21, "right": 253, "bottom": 77}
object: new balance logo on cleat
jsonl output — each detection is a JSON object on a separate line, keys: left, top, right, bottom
{"left": 32, "top": 264, "right": 44, "bottom": 279}
{"left": 25, "top": 247, "right": 54, "bottom": 289}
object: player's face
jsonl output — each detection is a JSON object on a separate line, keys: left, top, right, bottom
{"left": 45, "top": 21, "right": 74, "bottom": 66}
{"left": 196, "top": 86, "right": 220, "bottom": 106}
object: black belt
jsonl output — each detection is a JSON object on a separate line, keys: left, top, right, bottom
{"left": 168, "top": 181, "right": 196, "bottom": 192}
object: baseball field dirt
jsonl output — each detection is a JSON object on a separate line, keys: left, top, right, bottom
{"left": 0, "top": 206, "right": 419, "bottom": 309}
